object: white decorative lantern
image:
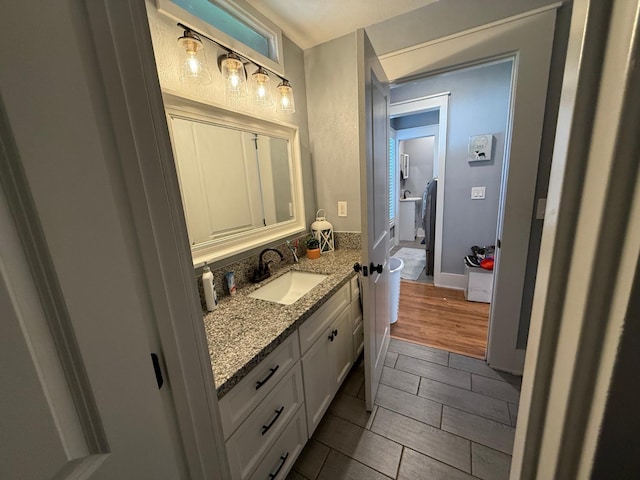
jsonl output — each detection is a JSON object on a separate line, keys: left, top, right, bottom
{"left": 311, "top": 209, "right": 334, "bottom": 253}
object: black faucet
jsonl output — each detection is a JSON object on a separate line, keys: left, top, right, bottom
{"left": 253, "top": 248, "right": 284, "bottom": 282}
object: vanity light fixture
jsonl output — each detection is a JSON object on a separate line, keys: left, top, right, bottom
{"left": 177, "top": 28, "right": 212, "bottom": 84}
{"left": 277, "top": 80, "right": 296, "bottom": 114}
{"left": 220, "top": 52, "right": 248, "bottom": 99}
{"left": 176, "top": 23, "right": 295, "bottom": 114}
{"left": 252, "top": 67, "right": 274, "bottom": 107}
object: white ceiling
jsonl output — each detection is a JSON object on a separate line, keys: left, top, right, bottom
{"left": 246, "top": 0, "right": 440, "bottom": 50}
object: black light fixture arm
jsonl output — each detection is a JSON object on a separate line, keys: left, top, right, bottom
{"left": 176, "top": 22, "right": 290, "bottom": 84}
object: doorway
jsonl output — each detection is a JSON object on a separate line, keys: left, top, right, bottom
{"left": 388, "top": 59, "right": 515, "bottom": 359}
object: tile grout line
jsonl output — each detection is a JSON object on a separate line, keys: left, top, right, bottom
{"left": 441, "top": 405, "right": 516, "bottom": 455}
{"left": 400, "top": 354, "right": 520, "bottom": 387}
{"left": 394, "top": 445, "right": 404, "bottom": 479}
{"left": 390, "top": 341, "right": 522, "bottom": 386}
{"left": 402, "top": 445, "right": 484, "bottom": 480}
{"left": 311, "top": 445, "right": 331, "bottom": 480}
{"left": 371, "top": 405, "right": 480, "bottom": 466}
{"left": 411, "top": 374, "right": 515, "bottom": 427}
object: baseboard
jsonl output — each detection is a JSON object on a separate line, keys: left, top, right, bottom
{"left": 436, "top": 273, "right": 466, "bottom": 290}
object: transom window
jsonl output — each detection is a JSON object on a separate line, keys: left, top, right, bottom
{"left": 157, "top": 0, "right": 284, "bottom": 75}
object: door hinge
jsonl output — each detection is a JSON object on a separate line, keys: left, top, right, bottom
{"left": 150, "top": 353, "right": 164, "bottom": 389}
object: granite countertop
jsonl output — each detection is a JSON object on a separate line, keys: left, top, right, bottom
{"left": 203, "top": 249, "right": 361, "bottom": 398}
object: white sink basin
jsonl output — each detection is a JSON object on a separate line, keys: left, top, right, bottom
{"left": 249, "top": 271, "right": 328, "bottom": 305}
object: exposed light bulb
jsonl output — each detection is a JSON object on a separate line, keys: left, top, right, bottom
{"left": 221, "top": 53, "right": 247, "bottom": 98}
{"left": 252, "top": 67, "right": 273, "bottom": 107}
{"left": 188, "top": 56, "right": 200, "bottom": 74}
{"left": 177, "top": 29, "right": 211, "bottom": 84}
{"left": 277, "top": 80, "right": 295, "bottom": 114}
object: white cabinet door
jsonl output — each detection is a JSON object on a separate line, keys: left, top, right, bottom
{"left": 301, "top": 306, "right": 355, "bottom": 436}
{"left": 332, "top": 308, "right": 354, "bottom": 388}
{"left": 301, "top": 327, "right": 334, "bottom": 436}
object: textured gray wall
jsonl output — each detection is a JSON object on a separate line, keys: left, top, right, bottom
{"left": 304, "top": 33, "right": 360, "bottom": 232}
{"left": 392, "top": 61, "right": 513, "bottom": 275}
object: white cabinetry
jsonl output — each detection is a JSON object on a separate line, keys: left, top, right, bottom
{"left": 220, "top": 275, "right": 360, "bottom": 479}
{"left": 399, "top": 200, "right": 418, "bottom": 241}
{"left": 300, "top": 282, "right": 354, "bottom": 435}
{"left": 220, "top": 333, "right": 304, "bottom": 480}
{"left": 249, "top": 406, "right": 307, "bottom": 480}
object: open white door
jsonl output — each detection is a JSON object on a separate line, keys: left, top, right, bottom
{"left": 381, "top": 8, "right": 559, "bottom": 374}
{"left": 0, "top": 178, "right": 185, "bottom": 478}
{"left": 358, "top": 30, "right": 391, "bottom": 411}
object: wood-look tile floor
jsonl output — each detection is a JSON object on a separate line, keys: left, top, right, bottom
{"left": 288, "top": 339, "right": 521, "bottom": 480}
{"left": 392, "top": 281, "right": 489, "bottom": 359}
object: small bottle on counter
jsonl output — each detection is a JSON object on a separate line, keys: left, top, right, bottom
{"left": 202, "top": 264, "right": 218, "bottom": 311}
{"left": 225, "top": 271, "right": 237, "bottom": 296}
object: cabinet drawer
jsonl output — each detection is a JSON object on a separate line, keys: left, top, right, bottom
{"left": 298, "top": 282, "right": 350, "bottom": 354}
{"left": 249, "top": 406, "right": 307, "bottom": 480}
{"left": 219, "top": 331, "right": 300, "bottom": 439}
{"left": 227, "top": 362, "right": 304, "bottom": 480}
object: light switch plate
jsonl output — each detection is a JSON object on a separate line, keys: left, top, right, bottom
{"left": 471, "top": 187, "right": 486, "bottom": 200}
{"left": 338, "top": 201, "right": 347, "bottom": 217}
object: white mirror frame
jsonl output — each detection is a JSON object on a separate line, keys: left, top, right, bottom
{"left": 163, "top": 93, "right": 306, "bottom": 267}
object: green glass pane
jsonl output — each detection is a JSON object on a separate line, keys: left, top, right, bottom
{"left": 173, "top": 0, "right": 271, "bottom": 59}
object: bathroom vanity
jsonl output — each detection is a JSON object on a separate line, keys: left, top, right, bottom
{"left": 203, "top": 250, "right": 361, "bottom": 480}
{"left": 399, "top": 197, "right": 422, "bottom": 241}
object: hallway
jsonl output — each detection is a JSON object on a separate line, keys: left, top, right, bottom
{"left": 288, "top": 338, "right": 520, "bottom": 479}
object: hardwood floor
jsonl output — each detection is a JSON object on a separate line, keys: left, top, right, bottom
{"left": 391, "top": 280, "right": 489, "bottom": 359}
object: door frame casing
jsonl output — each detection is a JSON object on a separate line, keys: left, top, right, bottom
{"left": 390, "top": 94, "right": 448, "bottom": 286}
{"left": 381, "top": 7, "right": 559, "bottom": 373}
{"left": 83, "top": 1, "right": 230, "bottom": 478}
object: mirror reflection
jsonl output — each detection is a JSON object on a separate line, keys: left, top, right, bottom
{"left": 169, "top": 115, "right": 294, "bottom": 247}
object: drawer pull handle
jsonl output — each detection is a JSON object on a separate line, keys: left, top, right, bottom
{"left": 256, "top": 365, "right": 280, "bottom": 390}
{"left": 261, "top": 406, "right": 284, "bottom": 435}
{"left": 268, "top": 452, "right": 289, "bottom": 479}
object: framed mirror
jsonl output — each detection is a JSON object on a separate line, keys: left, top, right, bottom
{"left": 164, "top": 93, "right": 305, "bottom": 266}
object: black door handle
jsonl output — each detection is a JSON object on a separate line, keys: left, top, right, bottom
{"left": 370, "top": 263, "right": 383, "bottom": 274}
